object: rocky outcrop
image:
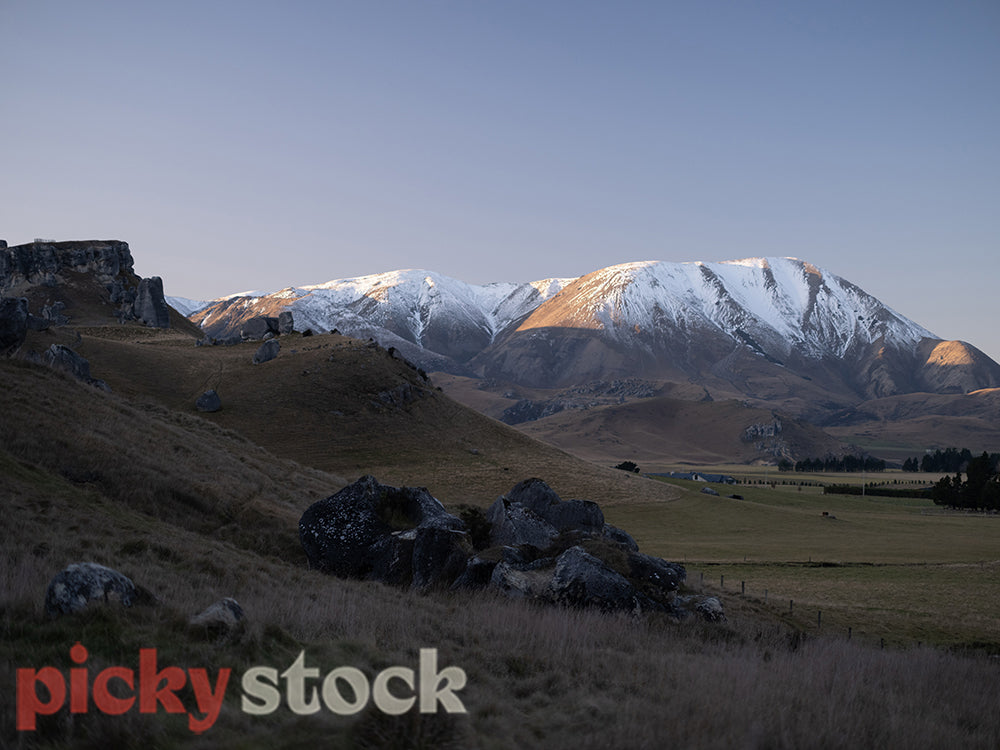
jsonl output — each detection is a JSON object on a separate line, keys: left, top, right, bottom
{"left": 302, "top": 476, "right": 721, "bottom": 621}
{"left": 132, "top": 276, "right": 170, "bottom": 328}
{"left": 278, "top": 310, "right": 294, "bottom": 335}
{"left": 0, "top": 240, "right": 172, "bottom": 328}
{"left": 44, "top": 562, "right": 139, "bottom": 617}
{"left": 0, "top": 240, "right": 133, "bottom": 292}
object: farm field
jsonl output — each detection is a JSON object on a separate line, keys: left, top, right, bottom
{"left": 604, "top": 473, "right": 1000, "bottom": 648}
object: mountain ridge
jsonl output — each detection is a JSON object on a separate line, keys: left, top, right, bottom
{"left": 189, "top": 257, "right": 1000, "bottom": 416}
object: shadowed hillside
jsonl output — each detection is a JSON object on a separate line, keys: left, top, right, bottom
{"left": 32, "top": 323, "right": 679, "bottom": 507}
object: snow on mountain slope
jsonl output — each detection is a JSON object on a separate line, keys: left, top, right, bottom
{"left": 518, "top": 257, "right": 933, "bottom": 359}
{"left": 187, "top": 256, "right": 1000, "bottom": 402}
{"left": 165, "top": 295, "right": 212, "bottom": 316}
{"left": 192, "top": 269, "right": 574, "bottom": 365}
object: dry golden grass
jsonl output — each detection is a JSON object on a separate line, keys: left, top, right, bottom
{"left": 57, "top": 327, "right": 681, "bottom": 507}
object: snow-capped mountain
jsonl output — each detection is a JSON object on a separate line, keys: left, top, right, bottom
{"left": 512, "top": 258, "right": 933, "bottom": 357}
{"left": 189, "top": 257, "right": 1000, "bottom": 407}
{"left": 191, "top": 270, "right": 573, "bottom": 373}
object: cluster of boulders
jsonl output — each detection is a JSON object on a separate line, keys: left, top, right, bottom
{"left": 195, "top": 312, "right": 294, "bottom": 369}
{"left": 43, "top": 561, "right": 244, "bottom": 634}
{"left": 300, "top": 476, "right": 724, "bottom": 620}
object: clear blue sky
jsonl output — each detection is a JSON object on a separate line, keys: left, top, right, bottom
{"left": 2, "top": 1, "right": 998, "bottom": 360}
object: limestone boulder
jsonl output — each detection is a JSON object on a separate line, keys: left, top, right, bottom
{"left": 132, "top": 276, "right": 170, "bottom": 328}
{"left": 196, "top": 389, "right": 222, "bottom": 412}
{"left": 44, "top": 562, "right": 138, "bottom": 617}
{"left": 299, "top": 476, "right": 468, "bottom": 589}
{"left": 252, "top": 339, "right": 280, "bottom": 364}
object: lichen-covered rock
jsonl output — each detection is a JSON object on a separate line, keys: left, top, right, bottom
{"left": 548, "top": 546, "right": 641, "bottom": 613}
{"left": 278, "top": 310, "right": 294, "bottom": 335}
{"left": 485, "top": 497, "right": 559, "bottom": 549}
{"left": 299, "top": 476, "right": 467, "bottom": 589}
{"left": 627, "top": 551, "right": 685, "bottom": 595}
{"left": 252, "top": 339, "right": 280, "bottom": 364}
{"left": 694, "top": 596, "right": 726, "bottom": 622}
{"left": 44, "top": 562, "right": 138, "bottom": 617}
{"left": 196, "top": 389, "right": 222, "bottom": 412}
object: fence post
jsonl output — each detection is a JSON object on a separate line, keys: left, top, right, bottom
{"left": 721, "top": 574, "right": 724, "bottom": 589}
{"left": 817, "top": 610, "right": 822, "bottom": 629}
{"left": 789, "top": 599, "right": 794, "bottom": 615}
{"left": 764, "top": 589, "right": 768, "bottom": 604}
{"left": 741, "top": 581, "right": 745, "bottom": 596}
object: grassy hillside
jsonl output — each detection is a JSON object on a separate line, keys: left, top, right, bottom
{"left": 51, "top": 325, "right": 679, "bottom": 507}
{"left": 4, "top": 357, "right": 1000, "bottom": 748}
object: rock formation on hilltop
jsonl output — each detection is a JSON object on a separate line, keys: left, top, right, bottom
{"left": 0, "top": 239, "right": 171, "bottom": 329}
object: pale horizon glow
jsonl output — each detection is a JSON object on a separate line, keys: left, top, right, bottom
{"left": 1, "top": 1, "right": 997, "bottom": 360}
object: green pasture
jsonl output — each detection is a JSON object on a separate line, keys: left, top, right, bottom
{"left": 605, "top": 476, "right": 1000, "bottom": 647}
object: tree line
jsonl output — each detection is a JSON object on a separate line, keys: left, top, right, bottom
{"left": 931, "top": 452, "right": 1000, "bottom": 510}
{"left": 901, "top": 447, "right": 1000, "bottom": 473}
{"left": 785, "top": 455, "right": 886, "bottom": 473}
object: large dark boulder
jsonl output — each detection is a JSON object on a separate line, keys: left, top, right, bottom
{"left": 548, "top": 546, "right": 642, "bottom": 613}
{"left": 627, "top": 551, "right": 685, "bottom": 596}
{"left": 241, "top": 316, "right": 279, "bottom": 341}
{"left": 252, "top": 339, "right": 280, "bottom": 364}
{"left": 499, "top": 478, "right": 604, "bottom": 533}
{"left": 0, "top": 296, "right": 29, "bottom": 353}
{"left": 44, "top": 562, "right": 138, "bottom": 617}
{"left": 299, "top": 476, "right": 467, "bottom": 589}
{"left": 602, "top": 524, "right": 639, "bottom": 551}
{"left": 278, "top": 310, "right": 294, "bottom": 335}
{"left": 505, "top": 477, "right": 562, "bottom": 517}
{"left": 546, "top": 498, "right": 604, "bottom": 533}
{"left": 485, "top": 497, "right": 559, "bottom": 548}
{"left": 196, "top": 389, "right": 222, "bottom": 412}
{"left": 132, "top": 276, "right": 170, "bottom": 328}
